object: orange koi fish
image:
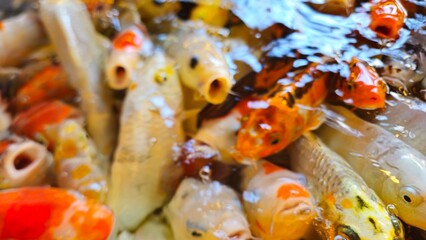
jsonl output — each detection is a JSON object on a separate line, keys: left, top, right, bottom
{"left": 335, "top": 57, "right": 387, "bottom": 110}
{"left": 233, "top": 65, "right": 330, "bottom": 162}
{"left": 11, "top": 101, "right": 81, "bottom": 146}
{"left": 0, "top": 187, "right": 114, "bottom": 240}
{"left": 370, "top": 0, "right": 406, "bottom": 40}
{"left": 13, "top": 65, "right": 77, "bottom": 111}
{"left": 241, "top": 161, "right": 316, "bottom": 240}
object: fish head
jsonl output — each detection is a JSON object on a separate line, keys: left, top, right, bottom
{"left": 338, "top": 58, "right": 387, "bottom": 110}
{"left": 173, "top": 33, "right": 231, "bottom": 105}
{"left": 268, "top": 182, "right": 316, "bottom": 238}
{"left": 243, "top": 162, "right": 316, "bottom": 239}
{"left": 369, "top": 0, "right": 406, "bottom": 40}
{"left": 382, "top": 179, "right": 426, "bottom": 231}
{"left": 320, "top": 186, "right": 403, "bottom": 240}
{"left": 234, "top": 105, "right": 294, "bottom": 162}
{"left": 379, "top": 153, "right": 426, "bottom": 231}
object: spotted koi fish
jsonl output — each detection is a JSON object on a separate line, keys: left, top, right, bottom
{"left": 0, "top": 187, "right": 114, "bottom": 240}
{"left": 289, "top": 133, "right": 404, "bottom": 240}
{"left": 11, "top": 100, "right": 82, "bottom": 147}
{"left": 370, "top": 0, "right": 406, "bottom": 40}
{"left": 233, "top": 64, "right": 330, "bottom": 162}
{"left": 334, "top": 57, "right": 387, "bottom": 110}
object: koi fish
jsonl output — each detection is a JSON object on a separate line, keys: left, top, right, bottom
{"left": 165, "top": 28, "right": 232, "bottom": 104}
{"left": 190, "top": 4, "right": 230, "bottom": 27}
{"left": 52, "top": 120, "right": 108, "bottom": 202}
{"left": 369, "top": 0, "right": 406, "bottom": 40}
{"left": 165, "top": 178, "right": 251, "bottom": 240}
{"left": 310, "top": 0, "right": 356, "bottom": 16}
{"left": 289, "top": 133, "right": 404, "bottom": 240}
{"left": 240, "top": 160, "right": 316, "bottom": 240}
{"left": 11, "top": 100, "right": 82, "bottom": 146}
{"left": 233, "top": 65, "right": 330, "bottom": 162}
{"left": 178, "top": 139, "right": 233, "bottom": 183}
{"left": 335, "top": 57, "right": 387, "bottom": 110}
{"left": 40, "top": 0, "right": 117, "bottom": 157}
{"left": 0, "top": 139, "right": 52, "bottom": 189}
{"left": 0, "top": 12, "right": 47, "bottom": 67}
{"left": 13, "top": 65, "right": 77, "bottom": 111}
{"left": 0, "top": 187, "right": 114, "bottom": 240}
{"left": 317, "top": 104, "right": 426, "bottom": 230}
{"left": 108, "top": 52, "right": 184, "bottom": 230}
{"left": 379, "top": 40, "right": 426, "bottom": 90}
{"left": 195, "top": 108, "right": 242, "bottom": 163}
{"left": 372, "top": 92, "right": 426, "bottom": 156}
{"left": 106, "top": 24, "right": 154, "bottom": 90}
{"left": 134, "top": 213, "right": 173, "bottom": 240}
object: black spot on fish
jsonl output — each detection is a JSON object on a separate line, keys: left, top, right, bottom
{"left": 294, "top": 87, "right": 303, "bottom": 99}
{"left": 356, "top": 195, "right": 369, "bottom": 209}
{"left": 369, "top": 217, "right": 378, "bottom": 231}
{"left": 191, "top": 231, "right": 203, "bottom": 237}
{"left": 287, "top": 92, "right": 295, "bottom": 107}
{"left": 190, "top": 56, "right": 199, "bottom": 69}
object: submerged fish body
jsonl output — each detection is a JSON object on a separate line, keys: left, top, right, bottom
{"left": 0, "top": 187, "right": 114, "bottom": 240}
{"left": 318, "top": 105, "right": 426, "bottom": 231}
{"left": 108, "top": 52, "right": 184, "bottom": 230}
{"left": 373, "top": 93, "right": 426, "bottom": 156}
{"left": 165, "top": 178, "right": 251, "bottom": 240}
{"left": 241, "top": 160, "right": 316, "bottom": 240}
{"left": 289, "top": 133, "right": 404, "bottom": 240}
{"left": 234, "top": 66, "right": 329, "bottom": 162}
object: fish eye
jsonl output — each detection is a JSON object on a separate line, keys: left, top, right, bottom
{"left": 399, "top": 186, "right": 423, "bottom": 206}
{"left": 335, "top": 225, "right": 360, "bottom": 240}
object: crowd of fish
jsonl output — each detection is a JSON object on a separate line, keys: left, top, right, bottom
{"left": 0, "top": 0, "right": 425, "bottom": 239}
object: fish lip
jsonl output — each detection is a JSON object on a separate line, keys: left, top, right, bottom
{"left": 276, "top": 197, "right": 315, "bottom": 220}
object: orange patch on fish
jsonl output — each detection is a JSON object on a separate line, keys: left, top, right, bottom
{"left": 262, "top": 162, "right": 283, "bottom": 175}
{"left": 276, "top": 183, "right": 310, "bottom": 200}
{"left": 325, "top": 193, "right": 336, "bottom": 205}
{"left": 341, "top": 198, "right": 353, "bottom": 209}
{"left": 14, "top": 65, "right": 77, "bottom": 111}
{"left": 71, "top": 164, "right": 91, "bottom": 180}
{"left": 0, "top": 188, "right": 113, "bottom": 240}
{"left": 11, "top": 101, "right": 81, "bottom": 145}
{"left": 0, "top": 21, "right": 4, "bottom": 31}
{"left": 113, "top": 30, "right": 143, "bottom": 51}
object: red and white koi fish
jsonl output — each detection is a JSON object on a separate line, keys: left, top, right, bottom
{"left": 0, "top": 187, "right": 115, "bottom": 240}
{"left": 106, "top": 24, "right": 154, "bottom": 90}
{"left": 241, "top": 160, "right": 316, "bottom": 240}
